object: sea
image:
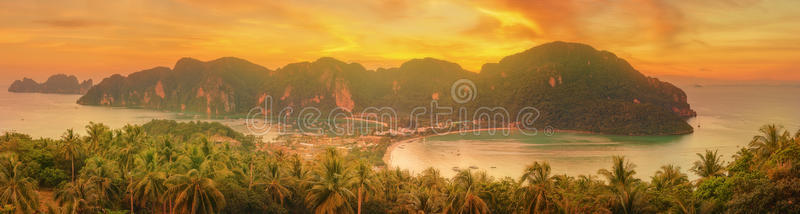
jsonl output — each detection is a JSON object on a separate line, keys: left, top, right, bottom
{"left": 388, "top": 84, "right": 800, "bottom": 179}
{"left": 1, "top": 83, "right": 799, "bottom": 180}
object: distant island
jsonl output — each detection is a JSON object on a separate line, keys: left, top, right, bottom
{"left": 8, "top": 74, "right": 92, "bottom": 94}
{"left": 77, "top": 41, "right": 696, "bottom": 135}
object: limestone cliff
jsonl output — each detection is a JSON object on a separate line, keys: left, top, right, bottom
{"left": 8, "top": 74, "right": 92, "bottom": 94}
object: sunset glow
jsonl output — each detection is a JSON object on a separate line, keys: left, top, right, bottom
{"left": 1, "top": 0, "right": 798, "bottom": 81}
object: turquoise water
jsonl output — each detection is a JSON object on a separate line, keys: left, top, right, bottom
{"left": 389, "top": 85, "right": 800, "bottom": 179}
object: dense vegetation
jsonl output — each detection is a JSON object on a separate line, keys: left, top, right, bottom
{"left": 77, "top": 42, "right": 695, "bottom": 135}
{"left": 7, "top": 74, "right": 92, "bottom": 94}
{"left": 0, "top": 120, "right": 798, "bottom": 213}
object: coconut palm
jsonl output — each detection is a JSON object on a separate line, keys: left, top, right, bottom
{"left": 84, "top": 122, "right": 109, "bottom": 154}
{"left": 116, "top": 125, "right": 145, "bottom": 174}
{"left": 130, "top": 171, "right": 166, "bottom": 213}
{"left": 287, "top": 154, "right": 310, "bottom": 187}
{"left": 690, "top": 150, "right": 726, "bottom": 179}
{"left": 260, "top": 158, "right": 292, "bottom": 206}
{"left": 398, "top": 185, "right": 445, "bottom": 213}
{"left": 418, "top": 167, "right": 446, "bottom": 189}
{"left": 650, "top": 164, "right": 688, "bottom": 191}
{"left": 0, "top": 155, "right": 39, "bottom": 214}
{"left": 286, "top": 154, "right": 310, "bottom": 211}
{"left": 377, "top": 167, "right": 411, "bottom": 203}
{"left": 451, "top": 169, "right": 490, "bottom": 214}
{"left": 598, "top": 156, "right": 638, "bottom": 188}
{"left": 55, "top": 178, "right": 96, "bottom": 214}
{"left": 60, "top": 129, "right": 83, "bottom": 182}
{"left": 129, "top": 150, "right": 167, "bottom": 213}
{"left": 79, "top": 156, "right": 121, "bottom": 208}
{"left": 305, "top": 148, "right": 355, "bottom": 214}
{"left": 598, "top": 156, "right": 646, "bottom": 214}
{"left": 519, "top": 161, "right": 554, "bottom": 213}
{"left": 749, "top": 124, "right": 791, "bottom": 158}
{"left": 352, "top": 159, "right": 376, "bottom": 214}
{"left": 165, "top": 169, "right": 225, "bottom": 214}
{"left": 240, "top": 153, "right": 260, "bottom": 190}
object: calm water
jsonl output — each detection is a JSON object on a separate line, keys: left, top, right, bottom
{"left": 1, "top": 84, "right": 799, "bottom": 180}
{"left": 0, "top": 85, "right": 279, "bottom": 141}
{"left": 390, "top": 85, "right": 800, "bottom": 179}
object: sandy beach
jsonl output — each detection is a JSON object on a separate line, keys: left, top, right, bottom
{"left": 381, "top": 127, "right": 606, "bottom": 168}
{"left": 382, "top": 127, "right": 513, "bottom": 168}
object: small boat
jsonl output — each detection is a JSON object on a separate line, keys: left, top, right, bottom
{"left": 469, "top": 166, "right": 478, "bottom": 169}
{"left": 451, "top": 166, "right": 460, "bottom": 171}
{"left": 490, "top": 166, "right": 497, "bottom": 169}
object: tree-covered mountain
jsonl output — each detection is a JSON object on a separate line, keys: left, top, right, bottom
{"left": 77, "top": 41, "right": 696, "bottom": 135}
{"left": 8, "top": 74, "right": 92, "bottom": 94}
{"left": 476, "top": 42, "right": 695, "bottom": 135}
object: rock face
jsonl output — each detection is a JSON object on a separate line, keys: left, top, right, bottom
{"left": 8, "top": 74, "right": 92, "bottom": 94}
{"left": 78, "top": 41, "right": 697, "bottom": 135}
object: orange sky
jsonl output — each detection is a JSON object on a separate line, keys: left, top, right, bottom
{"left": 0, "top": 0, "right": 798, "bottom": 82}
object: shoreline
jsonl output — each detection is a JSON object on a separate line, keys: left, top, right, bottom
{"left": 382, "top": 127, "right": 604, "bottom": 168}
{"left": 382, "top": 128, "right": 509, "bottom": 168}
{"left": 380, "top": 126, "right": 685, "bottom": 168}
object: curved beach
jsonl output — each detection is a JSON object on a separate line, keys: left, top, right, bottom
{"left": 382, "top": 128, "right": 513, "bottom": 168}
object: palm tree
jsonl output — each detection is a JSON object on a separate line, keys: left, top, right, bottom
{"left": 85, "top": 122, "right": 109, "bottom": 154}
{"left": 376, "top": 167, "right": 411, "bottom": 204}
{"left": 398, "top": 185, "right": 444, "bottom": 213}
{"left": 305, "top": 148, "right": 355, "bottom": 214}
{"left": 690, "top": 150, "right": 726, "bottom": 179}
{"left": 79, "top": 157, "right": 122, "bottom": 209}
{"left": 60, "top": 129, "right": 83, "bottom": 182}
{"left": 129, "top": 150, "right": 167, "bottom": 213}
{"left": 117, "top": 125, "right": 144, "bottom": 175}
{"left": 0, "top": 155, "right": 39, "bottom": 214}
{"left": 352, "top": 159, "right": 376, "bottom": 214}
{"left": 650, "top": 164, "right": 688, "bottom": 191}
{"left": 55, "top": 178, "right": 96, "bottom": 214}
{"left": 286, "top": 154, "right": 310, "bottom": 211}
{"left": 419, "top": 167, "right": 446, "bottom": 189}
{"left": 260, "top": 158, "right": 292, "bottom": 206}
{"left": 598, "top": 156, "right": 645, "bottom": 214}
{"left": 749, "top": 124, "right": 791, "bottom": 158}
{"left": 451, "top": 169, "right": 490, "bottom": 214}
{"left": 598, "top": 156, "right": 638, "bottom": 188}
{"left": 519, "top": 161, "right": 553, "bottom": 213}
{"left": 165, "top": 169, "right": 225, "bottom": 214}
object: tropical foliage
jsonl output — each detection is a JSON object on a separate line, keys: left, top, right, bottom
{"left": 0, "top": 121, "right": 798, "bottom": 213}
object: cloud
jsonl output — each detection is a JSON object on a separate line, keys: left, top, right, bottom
{"left": 33, "top": 19, "right": 108, "bottom": 28}
{"left": 468, "top": 0, "right": 691, "bottom": 46}
{"left": 0, "top": 0, "right": 798, "bottom": 81}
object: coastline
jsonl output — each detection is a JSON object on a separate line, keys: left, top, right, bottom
{"left": 381, "top": 127, "right": 514, "bottom": 168}
{"left": 379, "top": 127, "right": 641, "bottom": 168}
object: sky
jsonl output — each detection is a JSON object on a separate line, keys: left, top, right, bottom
{"left": 0, "top": 0, "right": 798, "bottom": 83}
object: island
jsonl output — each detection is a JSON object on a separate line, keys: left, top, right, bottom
{"left": 77, "top": 41, "right": 696, "bottom": 135}
{"left": 8, "top": 74, "right": 92, "bottom": 94}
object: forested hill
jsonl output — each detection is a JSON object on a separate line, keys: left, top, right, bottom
{"left": 77, "top": 41, "right": 696, "bottom": 135}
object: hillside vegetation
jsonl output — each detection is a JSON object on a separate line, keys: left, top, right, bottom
{"left": 0, "top": 121, "right": 797, "bottom": 213}
{"left": 77, "top": 42, "right": 695, "bottom": 135}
